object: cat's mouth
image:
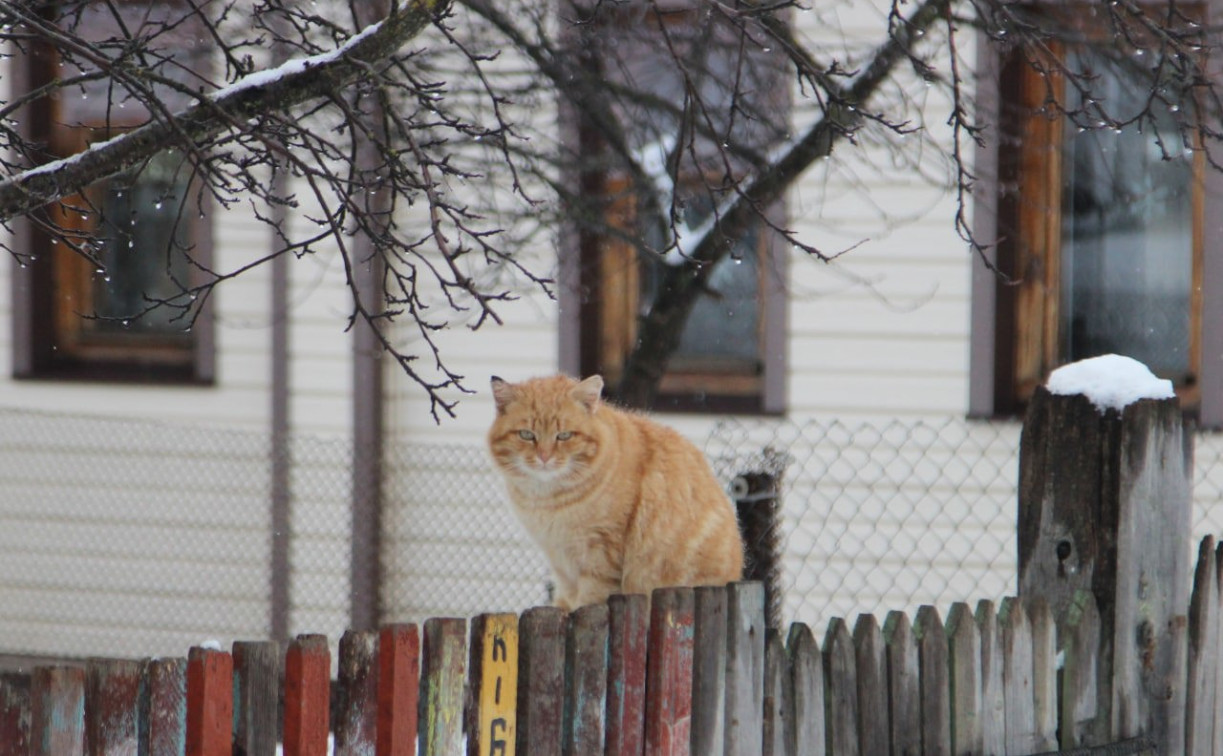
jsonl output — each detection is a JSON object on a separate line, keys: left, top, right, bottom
{"left": 519, "top": 457, "right": 568, "bottom": 479}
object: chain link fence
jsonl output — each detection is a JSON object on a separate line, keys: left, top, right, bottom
{"left": 5, "top": 406, "right": 1223, "bottom": 660}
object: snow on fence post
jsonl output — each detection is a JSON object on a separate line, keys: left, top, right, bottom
{"left": 1018, "top": 357, "right": 1192, "bottom": 751}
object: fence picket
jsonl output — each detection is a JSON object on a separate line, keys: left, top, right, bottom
{"left": 762, "top": 630, "right": 788, "bottom": 756}
{"left": 516, "top": 607, "right": 565, "bottom": 756}
{"left": 564, "top": 603, "right": 608, "bottom": 756}
{"left": 947, "top": 602, "right": 982, "bottom": 756}
{"left": 85, "top": 658, "right": 141, "bottom": 756}
{"left": 419, "top": 618, "right": 467, "bottom": 756}
{"left": 883, "top": 611, "right": 920, "bottom": 756}
{"left": 30, "top": 666, "right": 85, "bottom": 756}
{"left": 644, "top": 586, "right": 695, "bottom": 756}
{"left": 377, "top": 624, "right": 420, "bottom": 756}
{"left": 999, "top": 597, "right": 1036, "bottom": 755}
{"left": 1187, "top": 536, "right": 1217, "bottom": 756}
{"left": 914, "top": 606, "right": 950, "bottom": 756}
{"left": 726, "top": 581, "right": 766, "bottom": 756}
{"left": 976, "top": 600, "right": 1005, "bottom": 756}
{"left": 0, "top": 672, "right": 31, "bottom": 756}
{"left": 144, "top": 658, "right": 187, "bottom": 756}
{"left": 692, "top": 586, "right": 729, "bottom": 756}
{"left": 284, "top": 635, "right": 330, "bottom": 756}
{"left": 186, "top": 648, "right": 232, "bottom": 756}
{"left": 823, "top": 617, "right": 859, "bottom": 756}
{"left": 1025, "top": 598, "right": 1058, "bottom": 752}
{"left": 852, "top": 614, "right": 887, "bottom": 756}
{"left": 785, "top": 623, "right": 824, "bottom": 756}
{"left": 467, "top": 613, "right": 519, "bottom": 756}
{"left": 336, "top": 630, "right": 379, "bottom": 755}
{"left": 233, "top": 641, "right": 279, "bottom": 756}
{"left": 606, "top": 594, "right": 648, "bottom": 756}
{"left": 1060, "top": 591, "right": 1100, "bottom": 750}
{"left": 1215, "top": 542, "right": 1223, "bottom": 756}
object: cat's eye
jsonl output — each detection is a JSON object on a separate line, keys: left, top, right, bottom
{"left": 517, "top": 430, "right": 536, "bottom": 441}
{"left": 556, "top": 431, "right": 574, "bottom": 441}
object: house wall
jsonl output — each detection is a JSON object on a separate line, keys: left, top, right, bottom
{"left": 0, "top": 17, "right": 366, "bottom": 653}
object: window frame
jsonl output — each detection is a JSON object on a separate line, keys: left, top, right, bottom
{"left": 557, "top": 1, "right": 789, "bottom": 415}
{"left": 9, "top": 4, "right": 215, "bottom": 385}
{"left": 970, "top": 5, "right": 1222, "bottom": 425}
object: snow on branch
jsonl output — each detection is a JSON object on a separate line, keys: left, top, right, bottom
{"left": 0, "top": 0, "right": 451, "bottom": 223}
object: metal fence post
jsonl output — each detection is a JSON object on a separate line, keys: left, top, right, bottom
{"left": 733, "top": 472, "right": 782, "bottom": 630}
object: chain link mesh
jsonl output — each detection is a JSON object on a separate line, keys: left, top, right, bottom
{"left": 4, "top": 407, "right": 1223, "bottom": 660}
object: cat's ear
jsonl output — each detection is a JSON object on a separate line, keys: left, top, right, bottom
{"left": 572, "top": 375, "right": 604, "bottom": 413}
{"left": 491, "top": 376, "right": 515, "bottom": 414}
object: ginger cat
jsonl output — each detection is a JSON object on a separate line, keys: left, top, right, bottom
{"left": 488, "top": 373, "right": 744, "bottom": 611}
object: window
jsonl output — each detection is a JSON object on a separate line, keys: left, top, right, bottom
{"left": 559, "top": 1, "right": 788, "bottom": 414}
{"left": 973, "top": 8, "right": 1221, "bottom": 421}
{"left": 10, "top": 2, "right": 214, "bottom": 383}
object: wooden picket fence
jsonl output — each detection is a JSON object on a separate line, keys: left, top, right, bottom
{"left": 0, "top": 389, "right": 1216, "bottom": 755}
{"left": 3, "top": 571, "right": 1206, "bottom": 756}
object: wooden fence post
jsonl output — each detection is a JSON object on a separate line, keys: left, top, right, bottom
{"left": 785, "top": 623, "right": 824, "bottom": 756}
{"left": 144, "top": 657, "right": 187, "bottom": 756}
{"left": 337, "top": 629, "right": 380, "bottom": 754}
{"left": 377, "top": 623, "right": 421, "bottom": 756}
{"left": 515, "top": 608, "right": 564, "bottom": 756}
{"left": 467, "top": 613, "right": 519, "bottom": 756}
{"left": 1186, "top": 536, "right": 1218, "bottom": 756}
{"left": 283, "top": 635, "right": 331, "bottom": 756}
{"left": 606, "top": 594, "right": 648, "bottom": 756}
{"left": 1018, "top": 385, "right": 1192, "bottom": 749}
{"left": 85, "top": 658, "right": 141, "bottom": 756}
{"left": 691, "top": 586, "right": 728, "bottom": 756}
{"left": 30, "top": 666, "right": 85, "bottom": 756}
{"left": 725, "top": 582, "right": 766, "bottom": 756}
{"left": 419, "top": 618, "right": 467, "bottom": 756}
{"left": 232, "top": 641, "right": 279, "bottom": 756}
{"left": 822, "top": 618, "right": 858, "bottom": 756}
{"left": 645, "top": 587, "right": 695, "bottom": 756}
{"left": 0, "top": 672, "right": 31, "bottom": 756}
{"left": 762, "top": 630, "right": 788, "bottom": 756}
{"left": 947, "top": 603, "right": 982, "bottom": 756}
{"left": 563, "top": 604, "right": 608, "bottom": 756}
{"left": 882, "top": 611, "right": 919, "bottom": 756}
{"left": 186, "top": 648, "right": 232, "bottom": 756}
{"left": 913, "top": 606, "right": 950, "bottom": 756}
{"left": 852, "top": 614, "right": 886, "bottom": 756}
